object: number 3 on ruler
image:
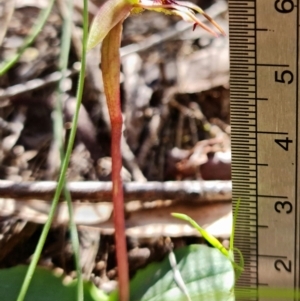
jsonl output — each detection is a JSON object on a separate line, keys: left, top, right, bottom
{"left": 274, "top": 201, "right": 293, "bottom": 214}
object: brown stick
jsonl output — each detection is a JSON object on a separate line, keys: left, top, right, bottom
{"left": 0, "top": 180, "right": 231, "bottom": 202}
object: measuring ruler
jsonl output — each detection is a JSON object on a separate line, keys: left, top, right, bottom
{"left": 229, "top": 0, "right": 300, "bottom": 299}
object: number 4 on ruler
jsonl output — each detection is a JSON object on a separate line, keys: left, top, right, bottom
{"left": 274, "top": 137, "right": 293, "bottom": 151}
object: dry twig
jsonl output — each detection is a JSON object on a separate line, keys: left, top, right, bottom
{"left": 0, "top": 180, "right": 231, "bottom": 202}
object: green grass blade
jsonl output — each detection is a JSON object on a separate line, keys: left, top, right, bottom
{"left": 0, "top": 0, "right": 55, "bottom": 75}
{"left": 65, "top": 187, "right": 84, "bottom": 301}
{"left": 15, "top": 0, "right": 89, "bottom": 299}
{"left": 171, "top": 213, "right": 229, "bottom": 258}
{"left": 230, "top": 198, "right": 241, "bottom": 252}
{"left": 232, "top": 247, "right": 244, "bottom": 280}
{"left": 54, "top": 0, "right": 84, "bottom": 299}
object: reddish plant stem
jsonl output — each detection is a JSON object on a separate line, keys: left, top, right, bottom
{"left": 111, "top": 116, "right": 129, "bottom": 301}
{"left": 101, "top": 21, "right": 129, "bottom": 301}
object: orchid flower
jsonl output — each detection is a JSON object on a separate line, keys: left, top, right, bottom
{"left": 88, "top": 0, "right": 225, "bottom": 50}
{"left": 87, "top": 1, "right": 224, "bottom": 301}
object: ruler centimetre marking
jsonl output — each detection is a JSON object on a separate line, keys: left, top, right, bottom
{"left": 229, "top": 0, "right": 300, "bottom": 299}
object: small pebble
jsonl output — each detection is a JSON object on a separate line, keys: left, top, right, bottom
{"left": 62, "top": 275, "right": 73, "bottom": 285}
{"left": 52, "top": 267, "right": 64, "bottom": 277}
{"left": 95, "top": 261, "right": 105, "bottom": 271}
{"left": 100, "top": 280, "right": 118, "bottom": 294}
{"left": 107, "top": 269, "right": 116, "bottom": 279}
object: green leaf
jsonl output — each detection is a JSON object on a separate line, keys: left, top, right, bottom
{"left": 109, "top": 245, "right": 234, "bottom": 301}
{"left": 0, "top": 265, "right": 108, "bottom": 301}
